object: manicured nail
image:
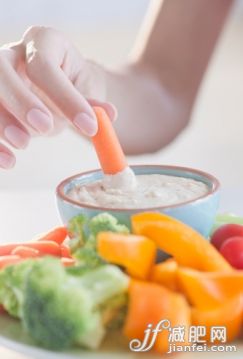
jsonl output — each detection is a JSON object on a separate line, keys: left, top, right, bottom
{"left": 4, "top": 125, "right": 30, "bottom": 149}
{"left": 0, "top": 152, "right": 15, "bottom": 169}
{"left": 27, "top": 109, "right": 53, "bottom": 134}
{"left": 73, "top": 113, "right": 97, "bottom": 136}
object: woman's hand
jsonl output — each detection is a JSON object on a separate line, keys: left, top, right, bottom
{"left": 0, "top": 26, "right": 116, "bottom": 169}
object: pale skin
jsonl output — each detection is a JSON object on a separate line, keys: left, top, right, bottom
{"left": 0, "top": 0, "right": 233, "bottom": 169}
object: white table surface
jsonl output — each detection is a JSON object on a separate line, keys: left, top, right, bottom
{"left": 0, "top": 187, "right": 243, "bottom": 359}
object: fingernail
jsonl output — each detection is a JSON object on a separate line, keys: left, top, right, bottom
{"left": 27, "top": 109, "right": 53, "bottom": 134}
{"left": 73, "top": 113, "right": 97, "bottom": 136}
{"left": 4, "top": 125, "right": 30, "bottom": 149}
{"left": 0, "top": 152, "right": 15, "bottom": 169}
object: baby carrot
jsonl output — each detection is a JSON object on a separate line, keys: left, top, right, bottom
{"left": 11, "top": 246, "right": 40, "bottom": 258}
{"left": 60, "top": 244, "right": 72, "bottom": 258}
{"left": 92, "top": 106, "right": 127, "bottom": 174}
{"left": 61, "top": 257, "right": 76, "bottom": 267}
{"left": 37, "top": 227, "right": 68, "bottom": 245}
{"left": 0, "top": 241, "right": 61, "bottom": 257}
{"left": 0, "top": 255, "right": 24, "bottom": 269}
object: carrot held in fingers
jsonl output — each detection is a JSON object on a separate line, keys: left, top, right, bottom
{"left": 92, "top": 106, "right": 127, "bottom": 175}
{"left": 37, "top": 226, "right": 68, "bottom": 245}
{"left": 11, "top": 246, "right": 40, "bottom": 258}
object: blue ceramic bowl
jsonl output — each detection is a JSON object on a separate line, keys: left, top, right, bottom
{"left": 56, "top": 165, "right": 220, "bottom": 237}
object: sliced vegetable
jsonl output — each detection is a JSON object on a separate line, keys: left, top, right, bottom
{"left": 132, "top": 212, "right": 232, "bottom": 272}
{"left": 192, "top": 295, "right": 243, "bottom": 343}
{"left": 37, "top": 227, "right": 68, "bottom": 245}
{"left": 97, "top": 232, "right": 156, "bottom": 280}
{"left": 178, "top": 267, "right": 243, "bottom": 309}
{"left": 123, "top": 280, "right": 191, "bottom": 353}
{"left": 150, "top": 259, "right": 178, "bottom": 291}
{"left": 12, "top": 246, "right": 40, "bottom": 258}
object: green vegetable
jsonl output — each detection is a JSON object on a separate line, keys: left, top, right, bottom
{"left": 0, "top": 260, "right": 34, "bottom": 318}
{"left": 69, "top": 247, "right": 105, "bottom": 276}
{"left": 67, "top": 214, "right": 88, "bottom": 251}
{"left": 67, "top": 213, "right": 129, "bottom": 257}
{"left": 89, "top": 213, "right": 129, "bottom": 237}
{"left": 22, "top": 257, "right": 129, "bottom": 350}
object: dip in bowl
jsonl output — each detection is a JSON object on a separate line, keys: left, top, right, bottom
{"left": 56, "top": 165, "right": 220, "bottom": 237}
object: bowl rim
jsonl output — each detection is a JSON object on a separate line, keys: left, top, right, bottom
{"left": 56, "top": 165, "right": 220, "bottom": 212}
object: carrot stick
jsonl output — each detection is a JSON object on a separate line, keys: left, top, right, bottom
{"left": 61, "top": 257, "right": 76, "bottom": 267}
{"left": 11, "top": 246, "right": 40, "bottom": 258}
{"left": 92, "top": 106, "right": 127, "bottom": 174}
{"left": 37, "top": 227, "right": 68, "bottom": 245}
{"left": 0, "top": 241, "right": 61, "bottom": 257}
{"left": 0, "top": 255, "right": 24, "bottom": 269}
{"left": 60, "top": 244, "right": 72, "bottom": 258}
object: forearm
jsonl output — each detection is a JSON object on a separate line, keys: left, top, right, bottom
{"left": 104, "top": 0, "right": 232, "bottom": 155}
{"left": 105, "top": 64, "right": 189, "bottom": 155}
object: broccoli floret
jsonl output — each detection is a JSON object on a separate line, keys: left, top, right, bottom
{"left": 0, "top": 260, "right": 34, "bottom": 318}
{"left": 22, "top": 257, "right": 129, "bottom": 351}
{"left": 67, "top": 213, "right": 129, "bottom": 254}
{"left": 67, "top": 214, "right": 88, "bottom": 251}
{"left": 74, "top": 246, "right": 105, "bottom": 267}
{"left": 89, "top": 213, "right": 129, "bottom": 237}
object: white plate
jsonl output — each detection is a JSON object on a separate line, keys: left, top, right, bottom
{"left": 0, "top": 314, "right": 243, "bottom": 359}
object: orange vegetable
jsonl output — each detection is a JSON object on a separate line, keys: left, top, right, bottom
{"left": 97, "top": 232, "right": 156, "bottom": 280}
{"left": 123, "top": 280, "right": 191, "bottom": 354}
{"left": 192, "top": 295, "right": 243, "bottom": 343}
{"left": 92, "top": 106, "right": 127, "bottom": 174}
{"left": 0, "top": 241, "right": 61, "bottom": 257}
{"left": 132, "top": 212, "right": 232, "bottom": 272}
{"left": 37, "top": 227, "right": 68, "bottom": 245}
{"left": 150, "top": 259, "right": 178, "bottom": 291}
{"left": 178, "top": 267, "right": 243, "bottom": 309}
{"left": 60, "top": 244, "right": 72, "bottom": 258}
{"left": 0, "top": 255, "right": 24, "bottom": 269}
{"left": 11, "top": 246, "right": 40, "bottom": 258}
{"left": 61, "top": 257, "right": 76, "bottom": 267}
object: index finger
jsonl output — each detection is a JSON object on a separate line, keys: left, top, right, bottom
{"left": 26, "top": 60, "right": 97, "bottom": 136}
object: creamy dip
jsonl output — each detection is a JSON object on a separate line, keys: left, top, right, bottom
{"left": 67, "top": 172, "right": 209, "bottom": 209}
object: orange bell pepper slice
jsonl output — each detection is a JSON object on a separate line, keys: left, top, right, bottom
{"left": 150, "top": 258, "right": 178, "bottom": 291}
{"left": 192, "top": 295, "right": 243, "bottom": 343}
{"left": 178, "top": 267, "right": 243, "bottom": 309}
{"left": 132, "top": 212, "right": 232, "bottom": 272}
{"left": 123, "top": 280, "right": 191, "bottom": 354}
{"left": 97, "top": 232, "right": 156, "bottom": 280}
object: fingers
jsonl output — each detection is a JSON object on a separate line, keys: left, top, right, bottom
{"left": 0, "top": 105, "right": 30, "bottom": 149}
{"left": 87, "top": 99, "right": 117, "bottom": 122}
{"left": 0, "top": 54, "right": 53, "bottom": 135}
{"left": 26, "top": 57, "right": 98, "bottom": 136}
{"left": 0, "top": 143, "right": 15, "bottom": 169}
